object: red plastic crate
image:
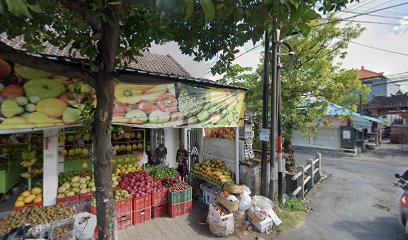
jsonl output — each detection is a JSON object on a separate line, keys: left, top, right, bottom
{"left": 168, "top": 203, "right": 183, "bottom": 218}
{"left": 133, "top": 194, "right": 151, "bottom": 211}
{"left": 57, "top": 194, "right": 79, "bottom": 205}
{"left": 90, "top": 199, "right": 132, "bottom": 217}
{"left": 152, "top": 205, "right": 167, "bottom": 218}
{"left": 79, "top": 191, "right": 94, "bottom": 200}
{"left": 117, "top": 215, "right": 133, "bottom": 230}
{"left": 133, "top": 207, "right": 151, "bottom": 225}
{"left": 13, "top": 201, "right": 43, "bottom": 212}
{"left": 90, "top": 206, "right": 96, "bottom": 215}
{"left": 183, "top": 201, "right": 192, "bottom": 214}
{"left": 116, "top": 198, "right": 132, "bottom": 217}
{"left": 151, "top": 190, "right": 167, "bottom": 207}
{"left": 168, "top": 201, "right": 192, "bottom": 218}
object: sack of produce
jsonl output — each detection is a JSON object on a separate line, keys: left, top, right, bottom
{"left": 207, "top": 211, "right": 234, "bottom": 237}
{"left": 223, "top": 183, "right": 251, "bottom": 195}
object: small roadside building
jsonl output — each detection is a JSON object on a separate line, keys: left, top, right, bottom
{"left": 365, "top": 91, "right": 408, "bottom": 144}
{"left": 292, "top": 103, "right": 383, "bottom": 154}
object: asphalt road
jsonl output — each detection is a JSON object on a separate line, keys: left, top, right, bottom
{"left": 279, "top": 148, "right": 407, "bottom": 240}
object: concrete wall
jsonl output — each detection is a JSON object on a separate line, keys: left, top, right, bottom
{"left": 292, "top": 127, "right": 342, "bottom": 150}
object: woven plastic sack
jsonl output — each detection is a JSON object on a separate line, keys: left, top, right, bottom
{"left": 207, "top": 212, "right": 234, "bottom": 237}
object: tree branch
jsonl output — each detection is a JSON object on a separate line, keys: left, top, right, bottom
{"left": 0, "top": 41, "right": 97, "bottom": 88}
{"left": 60, "top": 0, "right": 101, "bottom": 32}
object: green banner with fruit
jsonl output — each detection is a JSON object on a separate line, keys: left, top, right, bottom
{"left": 0, "top": 59, "right": 245, "bottom": 130}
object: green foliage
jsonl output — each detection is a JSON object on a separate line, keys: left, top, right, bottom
{"left": 0, "top": 0, "right": 355, "bottom": 75}
{"left": 281, "top": 197, "right": 305, "bottom": 212}
{"left": 220, "top": 16, "right": 369, "bottom": 144}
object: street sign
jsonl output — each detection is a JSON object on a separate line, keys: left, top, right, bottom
{"left": 259, "top": 128, "right": 270, "bottom": 142}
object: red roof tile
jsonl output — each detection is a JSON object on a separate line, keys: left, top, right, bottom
{"left": 0, "top": 34, "right": 192, "bottom": 78}
{"left": 359, "top": 66, "right": 383, "bottom": 80}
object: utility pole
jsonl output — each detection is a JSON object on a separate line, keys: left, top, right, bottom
{"left": 261, "top": 31, "right": 270, "bottom": 197}
{"left": 359, "top": 93, "right": 365, "bottom": 152}
{"left": 276, "top": 45, "right": 284, "bottom": 203}
{"left": 269, "top": 29, "right": 278, "bottom": 201}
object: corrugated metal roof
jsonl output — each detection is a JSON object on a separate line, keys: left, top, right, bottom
{"left": 327, "top": 103, "right": 383, "bottom": 123}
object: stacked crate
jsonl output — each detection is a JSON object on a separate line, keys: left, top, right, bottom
{"left": 151, "top": 189, "right": 168, "bottom": 218}
{"left": 133, "top": 194, "right": 151, "bottom": 225}
{"left": 90, "top": 198, "right": 133, "bottom": 230}
{"left": 168, "top": 188, "right": 193, "bottom": 218}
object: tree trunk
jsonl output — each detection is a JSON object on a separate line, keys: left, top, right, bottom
{"left": 283, "top": 139, "right": 296, "bottom": 174}
{"left": 93, "top": 77, "right": 117, "bottom": 240}
{"left": 93, "top": 6, "right": 122, "bottom": 239}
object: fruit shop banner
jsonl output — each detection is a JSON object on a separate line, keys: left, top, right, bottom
{"left": 0, "top": 59, "right": 245, "bottom": 131}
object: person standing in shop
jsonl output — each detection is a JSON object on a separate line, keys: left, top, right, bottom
{"left": 176, "top": 142, "right": 189, "bottom": 181}
{"left": 153, "top": 143, "right": 167, "bottom": 165}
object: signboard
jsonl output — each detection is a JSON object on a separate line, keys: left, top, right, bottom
{"left": 259, "top": 128, "right": 270, "bottom": 142}
{"left": 0, "top": 60, "right": 245, "bottom": 130}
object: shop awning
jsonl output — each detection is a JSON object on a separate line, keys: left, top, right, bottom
{"left": 0, "top": 54, "right": 246, "bottom": 133}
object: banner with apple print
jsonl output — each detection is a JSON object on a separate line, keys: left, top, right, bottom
{"left": 0, "top": 59, "right": 245, "bottom": 130}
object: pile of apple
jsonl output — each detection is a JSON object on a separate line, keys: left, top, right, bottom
{"left": 118, "top": 171, "right": 166, "bottom": 197}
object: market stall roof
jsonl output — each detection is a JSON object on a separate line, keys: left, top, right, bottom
{"left": 0, "top": 35, "right": 247, "bottom": 91}
{"left": 326, "top": 103, "right": 383, "bottom": 124}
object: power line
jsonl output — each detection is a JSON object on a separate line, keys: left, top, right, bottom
{"left": 340, "top": 10, "right": 404, "bottom": 20}
{"left": 342, "top": 1, "right": 408, "bottom": 20}
{"left": 348, "top": 40, "right": 408, "bottom": 56}
{"left": 338, "top": 19, "right": 402, "bottom": 25}
{"left": 336, "top": 0, "right": 378, "bottom": 17}
{"left": 315, "top": 1, "right": 408, "bottom": 27}
{"left": 200, "top": 44, "right": 263, "bottom": 77}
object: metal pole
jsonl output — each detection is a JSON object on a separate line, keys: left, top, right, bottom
{"left": 277, "top": 45, "right": 284, "bottom": 203}
{"left": 261, "top": 31, "right": 270, "bottom": 197}
{"left": 269, "top": 30, "right": 278, "bottom": 201}
{"left": 359, "top": 93, "right": 365, "bottom": 152}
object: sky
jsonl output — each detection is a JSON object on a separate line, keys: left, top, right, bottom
{"left": 149, "top": 0, "right": 408, "bottom": 87}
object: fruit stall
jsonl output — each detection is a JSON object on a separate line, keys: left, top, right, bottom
{"left": 0, "top": 57, "right": 248, "bottom": 238}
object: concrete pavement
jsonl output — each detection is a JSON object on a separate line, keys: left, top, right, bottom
{"left": 280, "top": 147, "right": 407, "bottom": 240}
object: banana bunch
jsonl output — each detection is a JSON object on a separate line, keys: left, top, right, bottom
{"left": 21, "top": 158, "right": 37, "bottom": 168}
{"left": 21, "top": 150, "right": 37, "bottom": 161}
{"left": 58, "top": 134, "right": 67, "bottom": 142}
{"left": 21, "top": 172, "right": 34, "bottom": 178}
{"left": 21, "top": 150, "right": 37, "bottom": 168}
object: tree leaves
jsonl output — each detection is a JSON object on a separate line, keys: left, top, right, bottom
{"left": 184, "top": 0, "right": 194, "bottom": 20}
{"left": 201, "top": 0, "right": 215, "bottom": 23}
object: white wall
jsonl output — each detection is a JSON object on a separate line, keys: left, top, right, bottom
{"left": 164, "top": 128, "right": 180, "bottom": 169}
{"left": 292, "top": 127, "right": 342, "bottom": 150}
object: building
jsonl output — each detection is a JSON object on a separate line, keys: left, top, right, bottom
{"left": 359, "top": 66, "right": 402, "bottom": 100}
{"left": 292, "top": 103, "right": 383, "bottom": 154}
{"left": 365, "top": 92, "right": 408, "bottom": 143}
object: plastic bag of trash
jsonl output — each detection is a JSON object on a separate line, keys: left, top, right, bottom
{"left": 207, "top": 212, "right": 234, "bottom": 237}
{"left": 252, "top": 195, "right": 274, "bottom": 212}
{"left": 238, "top": 192, "right": 252, "bottom": 211}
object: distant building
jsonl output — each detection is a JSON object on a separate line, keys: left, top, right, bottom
{"left": 359, "top": 66, "right": 402, "bottom": 99}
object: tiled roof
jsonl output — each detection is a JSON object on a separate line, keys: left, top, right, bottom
{"left": 358, "top": 66, "right": 383, "bottom": 80}
{"left": 365, "top": 93, "right": 408, "bottom": 109}
{"left": 0, "top": 34, "right": 192, "bottom": 78}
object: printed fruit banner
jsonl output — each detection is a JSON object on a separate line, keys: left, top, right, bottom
{"left": 0, "top": 59, "right": 245, "bottom": 130}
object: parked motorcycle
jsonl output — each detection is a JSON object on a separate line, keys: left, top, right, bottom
{"left": 394, "top": 173, "right": 408, "bottom": 234}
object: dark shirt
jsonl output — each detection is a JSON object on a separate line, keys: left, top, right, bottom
{"left": 176, "top": 149, "right": 188, "bottom": 166}
{"left": 154, "top": 147, "right": 167, "bottom": 164}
